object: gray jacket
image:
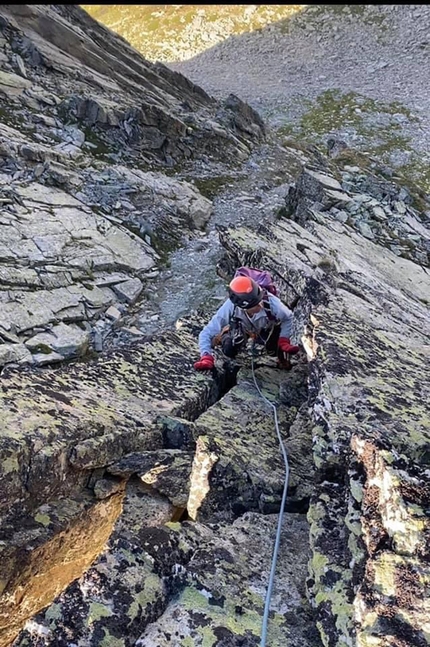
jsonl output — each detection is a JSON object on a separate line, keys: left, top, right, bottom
{"left": 198, "top": 293, "right": 294, "bottom": 356}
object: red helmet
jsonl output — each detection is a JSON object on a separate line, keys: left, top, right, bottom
{"left": 229, "top": 276, "right": 263, "bottom": 309}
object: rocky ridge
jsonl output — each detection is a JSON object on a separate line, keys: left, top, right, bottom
{"left": 84, "top": 5, "right": 430, "bottom": 182}
{"left": 0, "top": 4, "right": 264, "bottom": 368}
{"left": 2, "top": 152, "right": 429, "bottom": 647}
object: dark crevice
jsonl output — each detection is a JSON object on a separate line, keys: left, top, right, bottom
{"left": 315, "top": 462, "right": 348, "bottom": 486}
{"left": 215, "top": 360, "right": 241, "bottom": 399}
{"left": 175, "top": 507, "right": 191, "bottom": 523}
{"left": 169, "top": 350, "right": 240, "bottom": 425}
{"left": 285, "top": 495, "right": 310, "bottom": 514}
{"left": 171, "top": 506, "right": 188, "bottom": 523}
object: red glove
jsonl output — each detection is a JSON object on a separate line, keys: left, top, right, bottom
{"left": 194, "top": 354, "right": 215, "bottom": 371}
{"left": 278, "top": 337, "right": 300, "bottom": 355}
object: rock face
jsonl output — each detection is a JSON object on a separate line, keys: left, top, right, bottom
{"left": 1, "top": 316, "right": 315, "bottom": 647}
{"left": 0, "top": 4, "right": 265, "bottom": 368}
{"left": 4, "top": 146, "right": 429, "bottom": 647}
{"left": 0, "top": 317, "right": 232, "bottom": 647}
{"left": 218, "top": 155, "right": 430, "bottom": 647}
{"left": 81, "top": 5, "right": 303, "bottom": 64}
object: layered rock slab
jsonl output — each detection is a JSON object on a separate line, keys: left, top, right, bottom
{"left": 0, "top": 158, "right": 213, "bottom": 366}
{"left": 0, "top": 320, "right": 224, "bottom": 520}
{"left": 0, "top": 490, "right": 124, "bottom": 647}
{"left": 0, "top": 3, "right": 266, "bottom": 368}
{"left": 0, "top": 318, "right": 227, "bottom": 646}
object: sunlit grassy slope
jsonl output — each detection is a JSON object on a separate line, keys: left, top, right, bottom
{"left": 80, "top": 4, "right": 305, "bottom": 63}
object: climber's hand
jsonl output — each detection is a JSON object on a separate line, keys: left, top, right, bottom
{"left": 194, "top": 355, "right": 215, "bottom": 371}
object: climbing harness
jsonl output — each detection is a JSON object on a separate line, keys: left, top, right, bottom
{"left": 244, "top": 304, "right": 277, "bottom": 346}
{"left": 250, "top": 349, "right": 290, "bottom": 647}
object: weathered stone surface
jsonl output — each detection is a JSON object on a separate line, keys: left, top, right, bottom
{"left": 24, "top": 322, "right": 90, "bottom": 361}
{"left": 0, "top": 272, "right": 313, "bottom": 647}
{"left": 0, "top": 319, "right": 227, "bottom": 519}
{"left": 0, "top": 342, "right": 33, "bottom": 367}
{"left": 14, "top": 503, "right": 318, "bottom": 647}
{"left": 187, "top": 363, "right": 309, "bottom": 520}
{"left": 0, "top": 70, "right": 31, "bottom": 94}
{"left": 0, "top": 156, "right": 215, "bottom": 358}
{"left": 0, "top": 316, "right": 231, "bottom": 645}
{"left": 0, "top": 11, "right": 428, "bottom": 644}
{"left": 0, "top": 3, "right": 264, "bottom": 367}
{"left": 76, "top": 164, "right": 214, "bottom": 253}
{"left": 284, "top": 164, "right": 430, "bottom": 267}
{"left": 112, "top": 277, "right": 143, "bottom": 304}
{"left": 3, "top": 152, "right": 429, "bottom": 647}
{"left": 134, "top": 514, "right": 318, "bottom": 647}
{"left": 217, "top": 163, "right": 430, "bottom": 647}
{"left": 108, "top": 449, "right": 194, "bottom": 508}
{"left": 352, "top": 441, "right": 430, "bottom": 647}
{"left": 0, "top": 489, "right": 125, "bottom": 647}
{"left": 0, "top": 5, "right": 264, "bottom": 165}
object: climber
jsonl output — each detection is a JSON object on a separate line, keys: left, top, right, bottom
{"left": 194, "top": 275, "right": 300, "bottom": 371}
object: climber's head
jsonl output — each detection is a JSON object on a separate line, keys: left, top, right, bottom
{"left": 228, "top": 276, "right": 263, "bottom": 310}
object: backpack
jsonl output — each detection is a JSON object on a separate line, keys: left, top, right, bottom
{"left": 233, "top": 266, "right": 278, "bottom": 296}
{"left": 233, "top": 266, "right": 278, "bottom": 321}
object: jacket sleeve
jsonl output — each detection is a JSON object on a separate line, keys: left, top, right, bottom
{"left": 268, "top": 294, "right": 294, "bottom": 339}
{"left": 198, "top": 299, "right": 234, "bottom": 356}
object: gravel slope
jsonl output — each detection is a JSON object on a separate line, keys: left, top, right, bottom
{"left": 168, "top": 5, "right": 430, "bottom": 165}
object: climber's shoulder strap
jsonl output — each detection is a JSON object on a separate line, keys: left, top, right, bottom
{"left": 230, "top": 304, "right": 240, "bottom": 322}
{"left": 231, "top": 296, "right": 277, "bottom": 323}
{"left": 262, "top": 292, "right": 277, "bottom": 322}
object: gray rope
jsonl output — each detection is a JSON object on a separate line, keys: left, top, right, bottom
{"left": 251, "top": 354, "right": 290, "bottom": 647}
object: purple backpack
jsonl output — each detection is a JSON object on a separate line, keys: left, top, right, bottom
{"left": 233, "top": 266, "right": 278, "bottom": 296}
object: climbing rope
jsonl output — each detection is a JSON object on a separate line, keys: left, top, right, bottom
{"left": 250, "top": 352, "right": 290, "bottom": 647}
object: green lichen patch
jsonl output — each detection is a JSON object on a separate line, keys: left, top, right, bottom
{"left": 315, "top": 304, "right": 430, "bottom": 465}
{"left": 187, "top": 175, "right": 237, "bottom": 200}
{"left": 0, "top": 320, "right": 222, "bottom": 519}
{"left": 189, "top": 365, "right": 304, "bottom": 520}
{"left": 356, "top": 553, "right": 430, "bottom": 646}
{"left": 278, "top": 90, "right": 416, "bottom": 139}
{"left": 276, "top": 89, "right": 430, "bottom": 193}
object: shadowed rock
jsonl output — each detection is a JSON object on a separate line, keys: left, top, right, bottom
{"left": 14, "top": 500, "right": 319, "bottom": 647}
{"left": 0, "top": 489, "right": 124, "bottom": 647}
